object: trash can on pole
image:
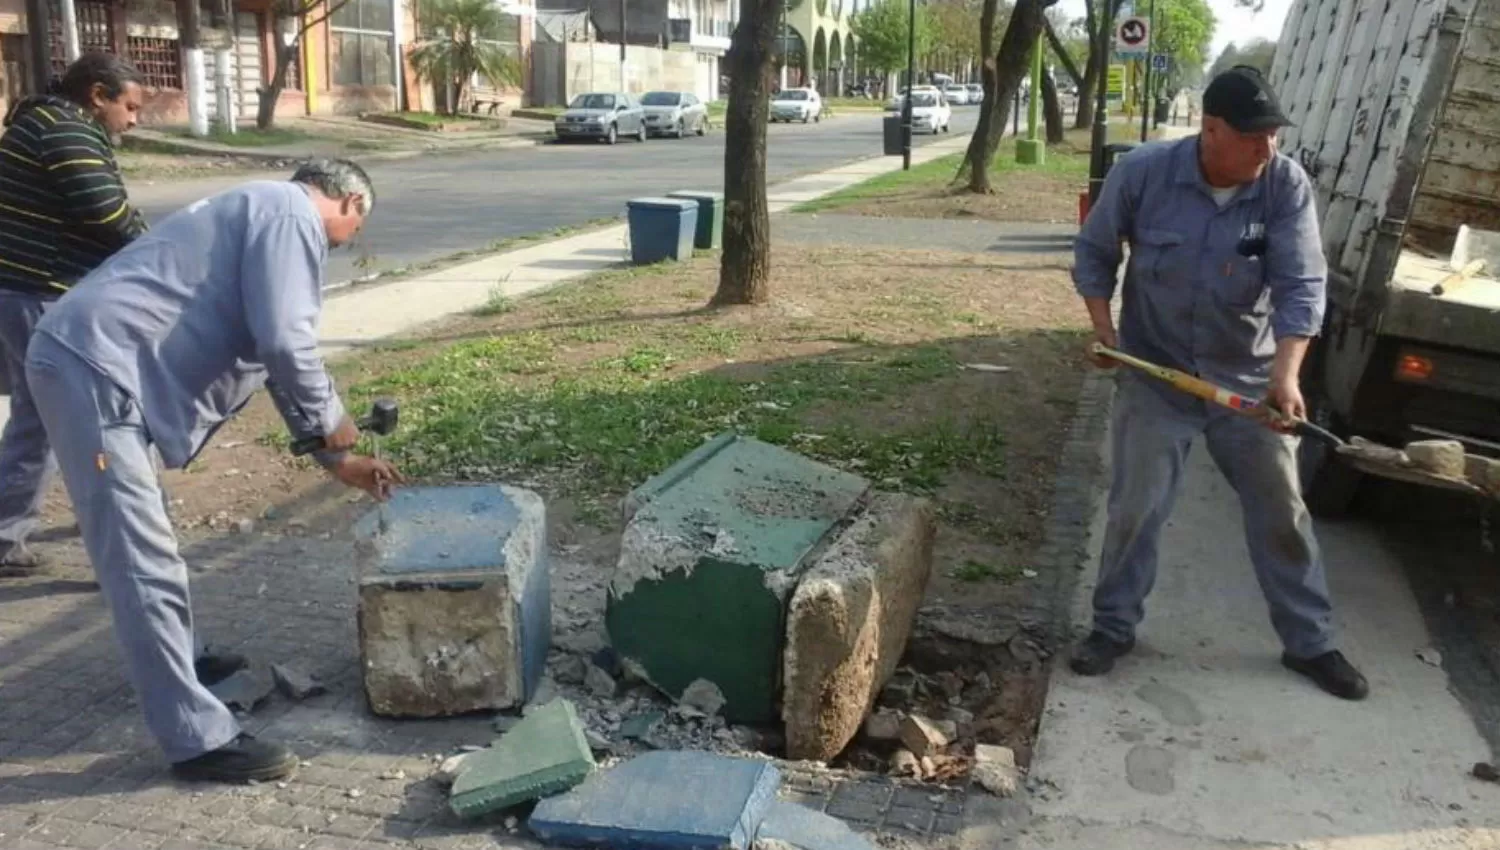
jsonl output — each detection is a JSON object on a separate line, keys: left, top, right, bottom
{"left": 626, "top": 197, "right": 700, "bottom": 265}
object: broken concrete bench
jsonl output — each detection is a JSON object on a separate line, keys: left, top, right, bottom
{"left": 355, "top": 484, "right": 550, "bottom": 717}
{"left": 606, "top": 433, "right": 935, "bottom": 761}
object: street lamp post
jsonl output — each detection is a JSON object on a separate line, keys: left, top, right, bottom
{"left": 620, "top": 0, "right": 628, "bottom": 90}
{"left": 1088, "top": 0, "right": 1117, "bottom": 206}
{"left": 901, "top": 0, "right": 914, "bottom": 170}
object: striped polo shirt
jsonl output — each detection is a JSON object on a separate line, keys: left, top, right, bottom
{"left": 0, "top": 94, "right": 146, "bottom": 298}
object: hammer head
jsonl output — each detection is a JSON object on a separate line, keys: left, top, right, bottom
{"left": 366, "top": 398, "right": 399, "bottom": 436}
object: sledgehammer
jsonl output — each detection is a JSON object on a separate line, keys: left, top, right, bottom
{"left": 1088, "top": 343, "right": 1343, "bottom": 448}
{"left": 289, "top": 398, "right": 399, "bottom": 457}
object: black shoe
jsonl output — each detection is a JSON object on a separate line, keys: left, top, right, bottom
{"left": 171, "top": 734, "right": 298, "bottom": 783}
{"left": 195, "top": 652, "right": 249, "bottom": 687}
{"left": 1282, "top": 650, "right": 1369, "bottom": 701}
{"left": 0, "top": 542, "right": 43, "bottom": 576}
{"left": 1069, "top": 631, "right": 1136, "bottom": 676}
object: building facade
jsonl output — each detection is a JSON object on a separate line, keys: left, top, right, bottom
{"left": 0, "top": 0, "right": 533, "bottom": 124}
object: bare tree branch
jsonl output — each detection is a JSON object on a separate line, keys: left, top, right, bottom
{"left": 1044, "top": 17, "right": 1081, "bottom": 86}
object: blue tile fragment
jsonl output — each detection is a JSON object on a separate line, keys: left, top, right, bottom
{"left": 754, "top": 801, "right": 877, "bottom": 850}
{"left": 529, "top": 750, "right": 781, "bottom": 849}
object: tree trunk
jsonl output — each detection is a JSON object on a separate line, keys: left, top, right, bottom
{"left": 960, "top": 0, "right": 1055, "bottom": 193}
{"left": 256, "top": 37, "right": 296, "bottom": 130}
{"left": 1042, "top": 68, "right": 1064, "bottom": 143}
{"left": 958, "top": 0, "right": 1001, "bottom": 191}
{"left": 712, "top": 0, "right": 778, "bottom": 306}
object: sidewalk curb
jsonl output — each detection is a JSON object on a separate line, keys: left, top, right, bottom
{"left": 123, "top": 130, "right": 547, "bottom": 164}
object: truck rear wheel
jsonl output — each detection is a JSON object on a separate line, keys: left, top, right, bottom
{"left": 1298, "top": 397, "right": 1363, "bottom": 518}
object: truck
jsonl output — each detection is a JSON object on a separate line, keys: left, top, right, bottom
{"left": 1269, "top": 0, "right": 1500, "bottom": 515}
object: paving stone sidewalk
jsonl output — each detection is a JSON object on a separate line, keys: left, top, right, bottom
{"left": 773, "top": 213, "right": 1076, "bottom": 254}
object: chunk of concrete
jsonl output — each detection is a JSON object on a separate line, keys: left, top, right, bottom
{"left": 971, "top": 744, "right": 1019, "bottom": 796}
{"left": 270, "top": 663, "right": 326, "bottom": 701}
{"left": 782, "top": 494, "right": 936, "bottom": 761}
{"left": 862, "top": 709, "right": 902, "bottom": 742}
{"left": 356, "top": 484, "right": 550, "bottom": 718}
{"left": 607, "top": 434, "right": 869, "bottom": 723}
{"left": 449, "top": 698, "right": 596, "bottom": 818}
{"left": 529, "top": 750, "right": 780, "bottom": 849}
{"left": 899, "top": 714, "right": 949, "bottom": 758}
{"left": 753, "top": 801, "right": 877, "bottom": 850}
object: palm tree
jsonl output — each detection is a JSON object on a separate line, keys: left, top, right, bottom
{"left": 409, "top": 0, "right": 524, "bottom": 115}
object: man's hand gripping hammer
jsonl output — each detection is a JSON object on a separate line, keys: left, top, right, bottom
{"left": 289, "top": 398, "right": 400, "bottom": 457}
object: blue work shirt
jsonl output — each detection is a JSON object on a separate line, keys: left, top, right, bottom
{"left": 1073, "top": 136, "right": 1327, "bottom": 402}
{"left": 34, "top": 180, "right": 346, "bottom": 469}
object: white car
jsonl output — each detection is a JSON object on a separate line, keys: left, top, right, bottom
{"left": 888, "top": 85, "right": 939, "bottom": 112}
{"left": 966, "top": 83, "right": 984, "bottom": 103}
{"left": 943, "top": 85, "right": 971, "bottom": 105}
{"left": 770, "top": 88, "right": 822, "bottom": 123}
{"left": 905, "top": 90, "right": 951, "bottom": 134}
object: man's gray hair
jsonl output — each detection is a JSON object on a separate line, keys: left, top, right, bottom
{"left": 292, "top": 158, "right": 375, "bottom": 214}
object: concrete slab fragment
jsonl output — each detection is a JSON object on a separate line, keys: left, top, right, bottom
{"left": 753, "top": 801, "right": 876, "bottom": 850}
{"left": 1019, "top": 437, "right": 1500, "bottom": 850}
{"left": 529, "top": 750, "right": 781, "bottom": 849}
{"left": 357, "top": 483, "right": 550, "bottom": 717}
{"left": 207, "top": 668, "right": 273, "bottom": 713}
{"left": 783, "top": 493, "right": 936, "bottom": 761}
{"left": 608, "top": 434, "right": 869, "bottom": 723}
{"left": 449, "top": 698, "right": 595, "bottom": 819}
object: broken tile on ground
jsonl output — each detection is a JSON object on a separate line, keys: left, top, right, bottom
{"left": 356, "top": 483, "right": 551, "bottom": 717}
{"left": 270, "top": 662, "right": 326, "bottom": 700}
{"left": 529, "top": 750, "right": 780, "bottom": 849}
{"left": 754, "top": 800, "right": 877, "bottom": 850}
{"left": 207, "top": 667, "right": 274, "bottom": 712}
{"left": 449, "top": 698, "right": 596, "bottom": 818}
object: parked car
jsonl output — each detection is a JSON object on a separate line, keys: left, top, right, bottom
{"left": 553, "top": 92, "right": 646, "bottom": 144}
{"left": 966, "top": 83, "right": 984, "bottom": 103}
{"left": 943, "top": 84, "right": 971, "bottom": 105}
{"left": 770, "top": 88, "right": 822, "bottom": 123}
{"left": 906, "top": 90, "right": 951, "bottom": 134}
{"left": 640, "top": 90, "right": 709, "bottom": 138}
{"left": 887, "top": 85, "right": 940, "bottom": 111}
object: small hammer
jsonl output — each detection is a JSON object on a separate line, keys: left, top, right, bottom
{"left": 290, "top": 398, "right": 399, "bottom": 457}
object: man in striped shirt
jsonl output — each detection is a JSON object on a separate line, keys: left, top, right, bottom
{"left": 0, "top": 52, "right": 146, "bottom": 572}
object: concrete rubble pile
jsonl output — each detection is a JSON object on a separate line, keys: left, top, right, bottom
{"left": 335, "top": 433, "right": 955, "bottom": 847}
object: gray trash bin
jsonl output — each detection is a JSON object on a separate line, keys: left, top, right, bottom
{"left": 883, "top": 115, "right": 905, "bottom": 156}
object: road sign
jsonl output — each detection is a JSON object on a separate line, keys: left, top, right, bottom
{"left": 1116, "top": 16, "right": 1150, "bottom": 56}
{"left": 1151, "top": 53, "right": 1168, "bottom": 73}
{"left": 1107, "top": 64, "right": 1126, "bottom": 97}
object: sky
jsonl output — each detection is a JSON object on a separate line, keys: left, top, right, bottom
{"left": 1053, "top": 0, "right": 1294, "bottom": 61}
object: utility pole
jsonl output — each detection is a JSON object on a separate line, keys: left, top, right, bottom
{"left": 900, "top": 0, "right": 914, "bottom": 170}
{"left": 1139, "top": 0, "right": 1153, "bottom": 143}
{"left": 182, "top": 0, "right": 209, "bottom": 136}
{"left": 1088, "top": 0, "right": 1116, "bottom": 206}
{"left": 619, "top": 0, "right": 627, "bottom": 91}
{"left": 778, "top": 2, "right": 788, "bottom": 91}
{"left": 59, "top": 0, "right": 80, "bottom": 62}
{"left": 23, "top": 0, "right": 51, "bottom": 92}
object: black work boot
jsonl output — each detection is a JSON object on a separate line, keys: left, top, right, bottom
{"left": 0, "top": 542, "right": 43, "bottom": 576}
{"left": 171, "top": 734, "right": 298, "bottom": 783}
{"left": 1281, "top": 650, "right": 1369, "bottom": 701}
{"left": 194, "top": 652, "right": 248, "bottom": 687}
{"left": 1069, "top": 631, "right": 1136, "bottom": 676}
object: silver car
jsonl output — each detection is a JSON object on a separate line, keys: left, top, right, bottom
{"left": 640, "top": 91, "right": 709, "bottom": 138}
{"left": 553, "top": 93, "right": 647, "bottom": 144}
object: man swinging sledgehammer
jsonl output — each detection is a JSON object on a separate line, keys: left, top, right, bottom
{"left": 26, "top": 159, "right": 403, "bottom": 782}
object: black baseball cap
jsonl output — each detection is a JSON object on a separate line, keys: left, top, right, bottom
{"left": 1203, "top": 66, "right": 1294, "bottom": 133}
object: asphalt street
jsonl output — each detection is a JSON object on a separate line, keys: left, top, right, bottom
{"left": 130, "top": 107, "right": 986, "bottom": 286}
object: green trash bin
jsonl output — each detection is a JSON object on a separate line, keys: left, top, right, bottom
{"left": 665, "top": 190, "right": 724, "bottom": 250}
{"left": 626, "top": 197, "right": 699, "bottom": 265}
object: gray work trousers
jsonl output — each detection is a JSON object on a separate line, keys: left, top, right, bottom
{"left": 0, "top": 290, "right": 56, "bottom": 549}
{"left": 26, "top": 334, "right": 239, "bottom": 762}
{"left": 1093, "top": 373, "right": 1336, "bottom": 659}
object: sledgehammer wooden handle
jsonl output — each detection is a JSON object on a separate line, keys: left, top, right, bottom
{"left": 1089, "top": 343, "right": 1344, "bottom": 448}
